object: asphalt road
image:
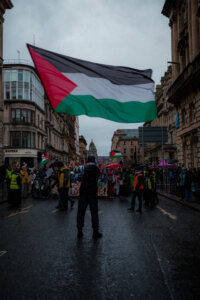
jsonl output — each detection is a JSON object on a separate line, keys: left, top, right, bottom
{"left": 0, "top": 194, "right": 200, "bottom": 300}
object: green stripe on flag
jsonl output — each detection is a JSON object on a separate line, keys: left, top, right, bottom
{"left": 55, "top": 95, "right": 157, "bottom": 123}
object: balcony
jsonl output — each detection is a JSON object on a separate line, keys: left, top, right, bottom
{"left": 167, "top": 53, "right": 200, "bottom": 103}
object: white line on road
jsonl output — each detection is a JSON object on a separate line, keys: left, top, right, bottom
{"left": 0, "top": 251, "right": 7, "bottom": 257}
{"left": 157, "top": 205, "right": 177, "bottom": 220}
{"left": 7, "top": 205, "right": 34, "bottom": 218}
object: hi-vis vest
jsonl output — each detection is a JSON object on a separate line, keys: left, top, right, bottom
{"left": 6, "top": 169, "right": 12, "bottom": 179}
{"left": 147, "top": 176, "right": 152, "bottom": 189}
{"left": 133, "top": 174, "right": 144, "bottom": 191}
{"left": 147, "top": 175, "right": 155, "bottom": 190}
{"left": 10, "top": 173, "right": 20, "bottom": 190}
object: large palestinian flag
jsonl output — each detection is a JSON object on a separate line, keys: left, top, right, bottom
{"left": 27, "top": 44, "right": 157, "bottom": 123}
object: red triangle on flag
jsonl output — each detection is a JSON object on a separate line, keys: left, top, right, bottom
{"left": 28, "top": 45, "right": 77, "bottom": 110}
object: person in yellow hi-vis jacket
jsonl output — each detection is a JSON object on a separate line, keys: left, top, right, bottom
{"left": 9, "top": 161, "right": 22, "bottom": 208}
{"left": 20, "top": 164, "right": 30, "bottom": 199}
{"left": 57, "top": 162, "right": 74, "bottom": 210}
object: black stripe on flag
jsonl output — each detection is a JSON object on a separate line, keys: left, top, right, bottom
{"left": 27, "top": 44, "right": 154, "bottom": 86}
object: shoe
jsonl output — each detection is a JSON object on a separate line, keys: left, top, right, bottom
{"left": 70, "top": 200, "right": 75, "bottom": 208}
{"left": 77, "top": 231, "right": 83, "bottom": 239}
{"left": 93, "top": 232, "right": 103, "bottom": 239}
{"left": 136, "top": 209, "right": 142, "bottom": 213}
{"left": 128, "top": 207, "right": 134, "bottom": 211}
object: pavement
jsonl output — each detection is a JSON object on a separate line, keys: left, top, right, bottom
{"left": 158, "top": 190, "right": 200, "bottom": 212}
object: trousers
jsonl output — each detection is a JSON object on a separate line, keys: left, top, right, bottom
{"left": 77, "top": 194, "right": 99, "bottom": 232}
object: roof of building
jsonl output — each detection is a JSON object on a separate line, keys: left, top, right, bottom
{"left": 121, "top": 129, "right": 139, "bottom": 138}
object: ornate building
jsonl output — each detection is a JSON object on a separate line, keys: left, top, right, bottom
{"left": 88, "top": 139, "right": 97, "bottom": 158}
{"left": 162, "top": 0, "right": 200, "bottom": 168}
{"left": 3, "top": 62, "right": 77, "bottom": 167}
{"left": 144, "top": 67, "right": 177, "bottom": 164}
{"left": 111, "top": 129, "right": 142, "bottom": 164}
{"left": 44, "top": 99, "right": 75, "bottom": 164}
{"left": 0, "top": 0, "right": 13, "bottom": 165}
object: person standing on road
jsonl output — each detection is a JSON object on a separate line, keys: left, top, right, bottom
{"left": 9, "top": 161, "right": 22, "bottom": 208}
{"left": 128, "top": 169, "right": 135, "bottom": 211}
{"left": 128, "top": 169, "right": 144, "bottom": 212}
{"left": 57, "top": 163, "right": 74, "bottom": 210}
{"left": 77, "top": 155, "right": 102, "bottom": 239}
{"left": 20, "top": 164, "right": 30, "bottom": 199}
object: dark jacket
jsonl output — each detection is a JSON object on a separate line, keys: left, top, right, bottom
{"left": 80, "top": 162, "right": 100, "bottom": 196}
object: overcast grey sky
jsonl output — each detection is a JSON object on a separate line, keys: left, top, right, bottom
{"left": 4, "top": 0, "right": 171, "bottom": 156}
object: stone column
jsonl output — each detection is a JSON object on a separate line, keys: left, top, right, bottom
{"left": 188, "top": 0, "right": 193, "bottom": 63}
{"left": 171, "top": 13, "right": 179, "bottom": 81}
{"left": 191, "top": 0, "right": 200, "bottom": 59}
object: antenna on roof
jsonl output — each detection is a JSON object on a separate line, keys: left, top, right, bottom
{"left": 17, "top": 50, "right": 20, "bottom": 60}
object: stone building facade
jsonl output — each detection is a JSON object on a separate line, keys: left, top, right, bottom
{"left": 111, "top": 129, "right": 142, "bottom": 164}
{"left": 3, "top": 63, "right": 77, "bottom": 167}
{"left": 79, "top": 135, "right": 87, "bottom": 165}
{"left": 0, "top": 0, "right": 13, "bottom": 165}
{"left": 74, "top": 117, "right": 80, "bottom": 161}
{"left": 44, "top": 99, "right": 75, "bottom": 164}
{"left": 162, "top": 0, "right": 200, "bottom": 168}
{"left": 144, "top": 67, "right": 177, "bottom": 165}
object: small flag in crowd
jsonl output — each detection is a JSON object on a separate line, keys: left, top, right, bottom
{"left": 40, "top": 153, "right": 50, "bottom": 166}
{"left": 111, "top": 151, "right": 122, "bottom": 158}
{"left": 27, "top": 44, "right": 157, "bottom": 123}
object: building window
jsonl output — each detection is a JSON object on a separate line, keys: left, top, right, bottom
{"left": 131, "top": 148, "right": 133, "bottom": 153}
{"left": 10, "top": 131, "right": 21, "bottom": 147}
{"left": 22, "top": 132, "right": 31, "bottom": 148}
{"left": 123, "top": 141, "right": 126, "bottom": 145}
{"left": 10, "top": 108, "right": 35, "bottom": 124}
{"left": 3, "top": 69, "right": 44, "bottom": 109}
{"left": 189, "top": 103, "right": 195, "bottom": 122}
{"left": 124, "top": 148, "right": 126, "bottom": 154}
{"left": 131, "top": 141, "right": 133, "bottom": 145}
{"left": 23, "top": 110, "right": 28, "bottom": 123}
{"left": 182, "top": 108, "right": 187, "bottom": 125}
{"left": 16, "top": 109, "right": 21, "bottom": 123}
{"left": 32, "top": 133, "right": 35, "bottom": 148}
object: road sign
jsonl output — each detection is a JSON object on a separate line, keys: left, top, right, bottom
{"left": 139, "top": 127, "right": 168, "bottom": 144}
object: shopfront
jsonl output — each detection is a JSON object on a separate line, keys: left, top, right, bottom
{"left": 4, "top": 149, "right": 38, "bottom": 167}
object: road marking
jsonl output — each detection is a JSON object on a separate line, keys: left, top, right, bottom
{"left": 21, "top": 205, "right": 33, "bottom": 211}
{"left": 0, "top": 251, "right": 7, "bottom": 257}
{"left": 7, "top": 205, "right": 33, "bottom": 218}
{"left": 157, "top": 205, "right": 177, "bottom": 220}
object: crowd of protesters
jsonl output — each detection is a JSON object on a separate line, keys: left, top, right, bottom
{"left": 0, "top": 160, "right": 85, "bottom": 209}
{"left": 0, "top": 159, "right": 200, "bottom": 212}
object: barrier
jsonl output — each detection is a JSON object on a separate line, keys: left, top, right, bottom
{"left": 69, "top": 181, "right": 108, "bottom": 197}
